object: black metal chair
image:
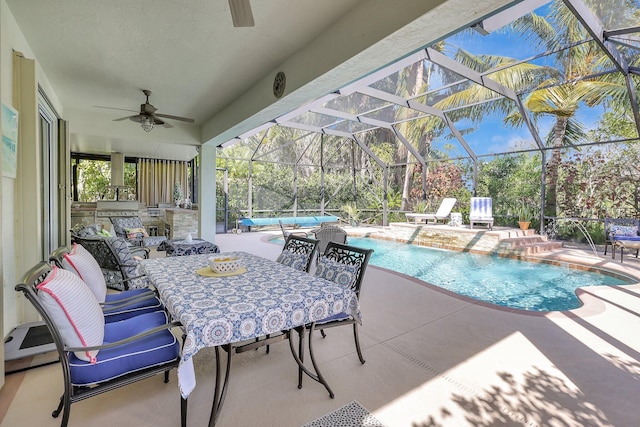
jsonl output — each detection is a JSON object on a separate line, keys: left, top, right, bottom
{"left": 71, "top": 234, "right": 150, "bottom": 291}
{"left": 289, "top": 241, "right": 373, "bottom": 396}
{"left": 110, "top": 216, "right": 167, "bottom": 248}
{"left": 15, "top": 261, "right": 186, "bottom": 427}
{"left": 276, "top": 234, "right": 319, "bottom": 273}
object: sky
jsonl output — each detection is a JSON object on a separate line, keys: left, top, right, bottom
{"left": 429, "top": 0, "right": 621, "bottom": 157}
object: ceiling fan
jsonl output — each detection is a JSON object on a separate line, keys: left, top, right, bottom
{"left": 100, "top": 89, "right": 195, "bottom": 132}
{"left": 229, "top": 0, "right": 254, "bottom": 27}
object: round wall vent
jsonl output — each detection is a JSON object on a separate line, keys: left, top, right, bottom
{"left": 273, "top": 71, "right": 286, "bottom": 98}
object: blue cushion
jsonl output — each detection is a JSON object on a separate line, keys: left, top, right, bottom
{"left": 69, "top": 311, "right": 179, "bottom": 386}
{"left": 612, "top": 235, "right": 640, "bottom": 242}
{"left": 103, "top": 289, "right": 162, "bottom": 323}
{"left": 316, "top": 312, "right": 349, "bottom": 325}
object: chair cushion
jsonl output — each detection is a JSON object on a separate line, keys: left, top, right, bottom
{"left": 103, "top": 290, "right": 163, "bottom": 323}
{"left": 107, "top": 237, "right": 150, "bottom": 290}
{"left": 111, "top": 217, "right": 145, "bottom": 239}
{"left": 315, "top": 257, "right": 359, "bottom": 288}
{"left": 316, "top": 312, "right": 350, "bottom": 325}
{"left": 613, "top": 235, "right": 640, "bottom": 242}
{"left": 36, "top": 267, "right": 105, "bottom": 362}
{"left": 73, "top": 223, "right": 101, "bottom": 238}
{"left": 276, "top": 250, "right": 309, "bottom": 271}
{"left": 62, "top": 243, "right": 108, "bottom": 303}
{"left": 125, "top": 227, "right": 149, "bottom": 239}
{"left": 610, "top": 225, "right": 638, "bottom": 237}
{"left": 69, "top": 311, "right": 179, "bottom": 386}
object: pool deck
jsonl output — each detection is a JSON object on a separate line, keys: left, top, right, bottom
{"left": 2, "top": 226, "right": 639, "bottom": 427}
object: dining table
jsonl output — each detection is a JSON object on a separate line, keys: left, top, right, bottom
{"left": 139, "top": 251, "right": 362, "bottom": 426}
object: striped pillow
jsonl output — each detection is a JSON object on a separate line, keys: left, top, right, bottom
{"left": 36, "top": 267, "right": 105, "bottom": 362}
{"left": 62, "top": 243, "right": 107, "bottom": 303}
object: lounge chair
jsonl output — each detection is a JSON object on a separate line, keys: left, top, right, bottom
{"left": 469, "top": 197, "right": 494, "bottom": 230}
{"left": 405, "top": 198, "right": 457, "bottom": 224}
{"left": 278, "top": 219, "right": 308, "bottom": 240}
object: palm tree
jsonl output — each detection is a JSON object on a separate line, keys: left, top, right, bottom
{"left": 434, "top": 0, "right": 630, "bottom": 218}
{"left": 389, "top": 43, "right": 454, "bottom": 210}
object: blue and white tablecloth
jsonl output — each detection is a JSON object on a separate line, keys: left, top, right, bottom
{"left": 140, "top": 252, "right": 361, "bottom": 398}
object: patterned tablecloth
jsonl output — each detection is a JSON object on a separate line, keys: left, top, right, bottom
{"left": 139, "top": 252, "right": 361, "bottom": 398}
{"left": 156, "top": 238, "right": 220, "bottom": 256}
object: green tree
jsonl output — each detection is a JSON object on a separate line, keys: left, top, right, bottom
{"left": 434, "top": 1, "right": 631, "bottom": 219}
{"left": 77, "top": 160, "right": 110, "bottom": 201}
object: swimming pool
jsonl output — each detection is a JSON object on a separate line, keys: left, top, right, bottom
{"left": 272, "top": 236, "right": 635, "bottom": 311}
{"left": 343, "top": 237, "right": 633, "bottom": 312}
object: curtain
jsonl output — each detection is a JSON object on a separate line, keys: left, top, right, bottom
{"left": 138, "top": 159, "right": 188, "bottom": 206}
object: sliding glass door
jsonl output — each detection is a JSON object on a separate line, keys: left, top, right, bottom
{"left": 39, "top": 90, "right": 59, "bottom": 258}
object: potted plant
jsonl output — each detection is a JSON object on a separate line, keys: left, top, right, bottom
{"left": 516, "top": 203, "right": 536, "bottom": 231}
{"left": 173, "top": 182, "right": 183, "bottom": 208}
{"left": 342, "top": 202, "right": 361, "bottom": 226}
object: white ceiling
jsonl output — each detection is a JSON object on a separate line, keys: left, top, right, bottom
{"left": 6, "top": 0, "right": 515, "bottom": 161}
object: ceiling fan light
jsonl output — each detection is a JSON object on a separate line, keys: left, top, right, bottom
{"left": 140, "top": 116, "right": 154, "bottom": 132}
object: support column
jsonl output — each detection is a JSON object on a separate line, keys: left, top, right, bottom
{"left": 199, "top": 144, "right": 217, "bottom": 242}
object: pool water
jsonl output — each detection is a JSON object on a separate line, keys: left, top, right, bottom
{"left": 344, "top": 237, "right": 633, "bottom": 312}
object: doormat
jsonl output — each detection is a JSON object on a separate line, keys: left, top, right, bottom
{"left": 19, "top": 324, "right": 54, "bottom": 349}
{"left": 302, "top": 401, "right": 388, "bottom": 427}
{"left": 4, "top": 321, "right": 56, "bottom": 362}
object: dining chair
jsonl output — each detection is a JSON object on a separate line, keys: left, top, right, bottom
{"left": 50, "top": 245, "right": 161, "bottom": 323}
{"left": 276, "top": 234, "right": 319, "bottom": 273}
{"left": 289, "top": 241, "right": 373, "bottom": 393}
{"left": 15, "top": 262, "right": 186, "bottom": 427}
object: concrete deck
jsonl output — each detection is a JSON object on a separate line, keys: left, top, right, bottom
{"left": 2, "top": 228, "right": 639, "bottom": 427}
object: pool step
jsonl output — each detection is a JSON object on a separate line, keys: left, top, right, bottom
{"left": 496, "top": 236, "right": 563, "bottom": 256}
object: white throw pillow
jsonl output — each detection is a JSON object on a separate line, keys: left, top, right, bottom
{"left": 62, "top": 243, "right": 107, "bottom": 303}
{"left": 36, "top": 267, "right": 105, "bottom": 362}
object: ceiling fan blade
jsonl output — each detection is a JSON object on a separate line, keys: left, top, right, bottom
{"left": 229, "top": 0, "right": 254, "bottom": 27}
{"left": 113, "top": 115, "right": 134, "bottom": 122}
{"left": 155, "top": 113, "right": 195, "bottom": 124}
{"left": 128, "top": 115, "right": 144, "bottom": 124}
{"left": 95, "top": 106, "right": 138, "bottom": 113}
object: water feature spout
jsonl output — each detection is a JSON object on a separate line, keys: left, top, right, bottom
{"left": 544, "top": 218, "right": 598, "bottom": 257}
